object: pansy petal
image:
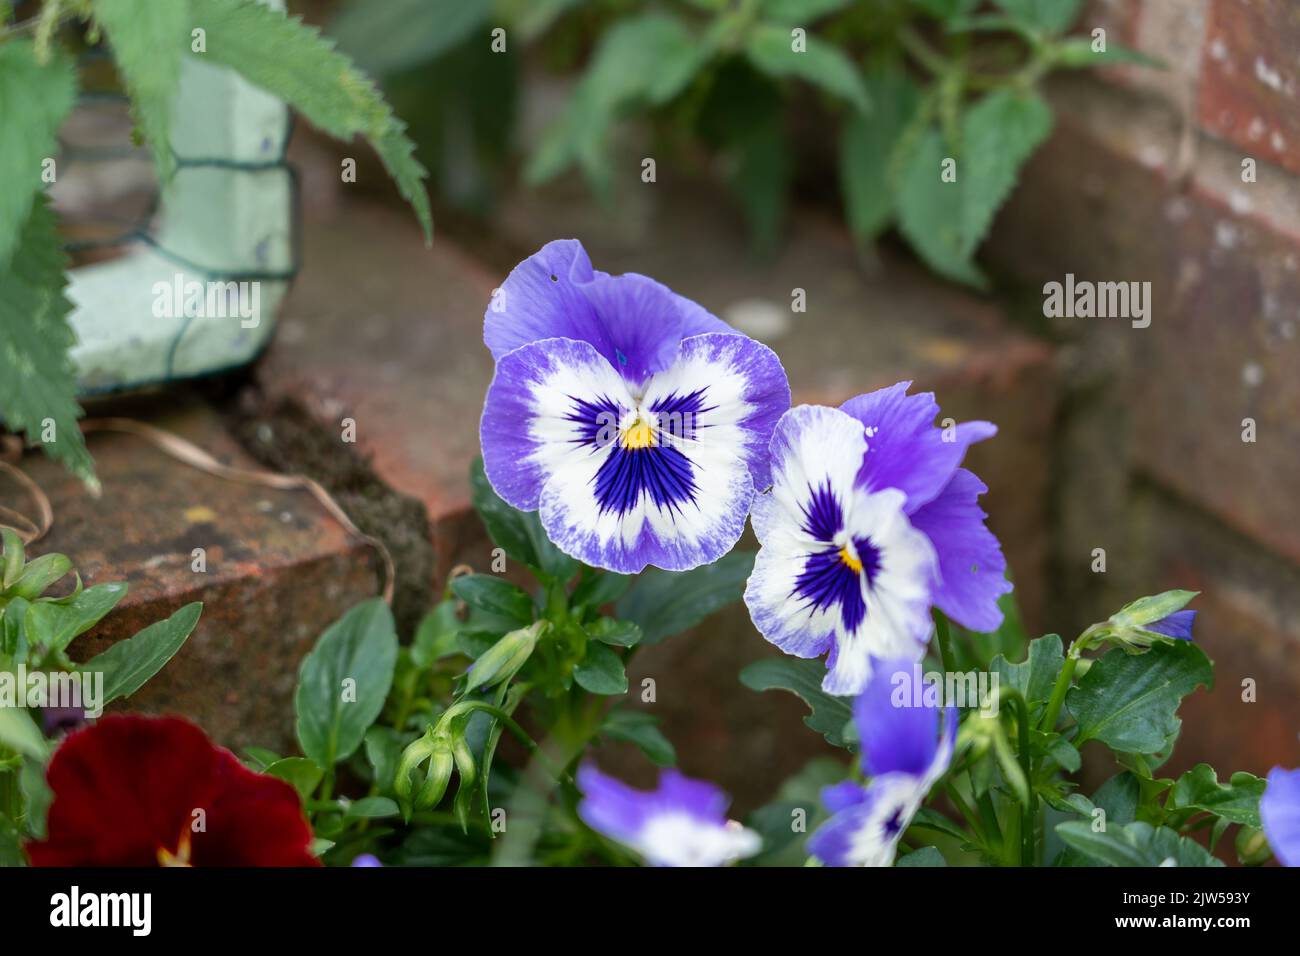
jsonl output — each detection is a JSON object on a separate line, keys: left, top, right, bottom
{"left": 576, "top": 271, "right": 691, "bottom": 384}
{"left": 909, "top": 468, "right": 1011, "bottom": 633}
{"left": 641, "top": 332, "right": 791, "bottom": 492}
{"left": 576, "top": 764, "right": 652, "bottom": 845}
{"left": 1145, "top": 609, "right": 1197, "bottom": 641}
{"left": 1262, "top": 766, "right": 1300, "bottom": 868}
{"left": 480, "top": 337, "right": 634, "bottom": 511}
{"left": 853, "top": 657, "right": 956, "bottom": 783}
{"left": 764, "top": 405, "right": 869, "bottom": 535}
{"left": 656, "top": 769, "right": 732, "bottom": 820}
{"left": 841, "top": 382, "right": 996, "bottom": 512}
{"left": 809, "top": 774, "right": 920, "bottom": 867}
{"left": 484, "top": 239, "right": 603, "bottom": 358}
{"left": 822, "top": 780, "right": 869, "bottom": 814}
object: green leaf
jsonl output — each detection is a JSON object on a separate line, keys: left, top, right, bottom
{"left": 0, "top": 39, "right": 76, "bottom": 271}
{"left": 989, "top": 634, "right": 1063, "bottom": 711}
{"left": 23, "top": 583, "right": 127, "bottom": 663}
{"left": 1169, "top": 764, "right": 1265, "bottom": 828}
{"left": 897, "top": 845, "right": 947, "bottom": 866}
{"left": 957, "top": 88, "right": 1053, "bottom": 258}
{"left": 1066, "top": 640, "right": 1213, "bottom": 754}
{"left": 1055, "top": 820, "right": 1224, "bottom": 867}
{"left": 187, "top": 0, "right": 431, "bottom": 241}
{"left": 727, "top": 112, "right": 790, "bottom": 252}
{"left": 263, "top": 757, "right": 323, "bottom": 801}
{"left": 601, "top": 708, "right": 676, "bottom": 766}
{"left": 4, "top": 552, "right": 72, "bottom": 600}
{"left": 328, "top": 0, "right": 491, "bottom": 77}
{"left": 410, "top": 599, "right": 461, "bottom": 669}
{"left": 344, "top": 796, "right": 400, "bottom": 820}
{"left": 840, "top": 63, "right": 922, "bottom": 243}
{"left": 896, "top": 128, "right": 987, "bottom": 287}
{"left": 81, "top": 602, "right": 202, "bottom": 705}
{"left": 364, "top": 726, "right": 412, "bottom": 796}
{"left": 1052, "top": 38, "right": 1165, "bottom": 69}
{"left": 586, "top": 617, "right": 642, "bottom": 648}
{"left": 469, "top": 457, "right": 576, "bottom": 582}
{"left": 574, "top": 642, "right": 627, "bottom": 695}
{"left": 992, "top": 0, "right": 1082, "bottom": 35}
{"left": 617, "top": 550, "right": 754, "bottom": 645}
{"left": 0, "top": 196, "right": 95, "bottom": 485}
{"left": 912, "top": 0, "right": 982, "bottom": 20}
{"left": 20, "top": 757, "right": 52, "bottom": 839}
{"left": 0, "top": 707, "right": 48, "bottom": 760}
{"left": 92, "top": 0, "right": 187, "bottom": 181}
{"left": 1090, "top": 772, "right": 1140, "bottom": 826}
{"left": 745, "top": 24, "right": 869, "bottom": 112}
{"left": 295, "top": 598, "right": 399, "bottom": 768}
{"left": 1, "top": 528, "right": 23, "bottom": 589}
{"left": 760, "top": 0, "right": 852, "bottom": 23}
{"left": 570, "top": 570, "right": 632, "bottom": 610}
{"left": 527, "top": 12, "right": 710, "bottom": 188}
{"left": 451, "top": 574, "right": 533, "bottom": 632}
{"left": 242, "top": 746, "right": 282, "bottom": 771}
{"left": 739, "top": 657, "right": 853, "bottom": 747}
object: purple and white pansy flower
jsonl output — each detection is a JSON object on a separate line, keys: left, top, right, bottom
{"left": 480, "top": 240, "right": 791, "bottom": 574}
{"left": 577, "top": 764, "right": 761, "bottom": 867}
{"left": 808, "top": 658, "right": 956, "bottom": 867}
{"left": 745, "top": 382, "right": 1012, "bottom": 695}
{"left": 1261, "top": 765, "right": 1300, "bottom": 867}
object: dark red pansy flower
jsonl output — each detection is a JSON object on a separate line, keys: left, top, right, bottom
{"left": 27, "top": 714, "right": 319, "bottom": 867}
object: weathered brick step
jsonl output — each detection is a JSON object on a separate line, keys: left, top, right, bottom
{"left": 16, "top": 397, "right": 381, "bottom": 753}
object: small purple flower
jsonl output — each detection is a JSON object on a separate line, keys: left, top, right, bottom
{"left": 41, "top": 706, "right": 87, "bottom": 738}
{"left": 1261, "top": 766, "right": 1300, "bottom": 867}
{"left": 745, "top": 383, "right": 1010, "bottom": 694}
{"left": 577, "top": 764, "right": 761, "bottom": 867}
{"left": 808, "top": 658, "right": 956, "bottom": 867}
{"left": 1143, "top": 609, "right": 1197, "bottom": 641}
{"left": 350, "top": 853, "right": 383, "bottom": 867}
{"left": 480, "top": 240, "right": 791, "bottom": 573}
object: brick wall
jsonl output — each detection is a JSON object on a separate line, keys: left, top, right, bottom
{"left": 986, "top": 0, "right": 1300, "bottom": 778}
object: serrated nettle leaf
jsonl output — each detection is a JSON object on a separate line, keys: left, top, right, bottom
{"left": 1055, "top": 820, "right": 1224, "bottom": 867}
{"left": 263, "top": 757, "right": 323, "bottom": 801}
{"left": 1169, "top": 764, "right": 1265, "bottom": 828}
{"left": 295, "top": 598, "right": 399, "bottom": 769}
{"left": 601, "top": 708, "right": 676, "bottom": 767}
{"left": 92, "top": 0, "right": 187, "bottom": 181}
{"left": 451, "top": 574, "right": 533, "bottom": 632}
{"left": 573, "top": 641, "right": 628, "bottom": 695}
{"left": 0, "top": 39, "right": 76, "bottom": 271}
{"left": 739, "top": 657, "right": 853, "bottom": 748}
{"left": 186, "top": 0, "right": 431, "bottom": 241}
{"left": 586, "top": 617, "right": 642, "bottom": 648}
{"left": 0, "top": 197, "right": 95, "bottom": 485}
{"left": 840, "top": 63, "right": 923, "bottom": 244}
{"left": 328, "top": 0, "right": 490, "bottom": 77}
{"left": 1066, "top": 641, "right": 1212, "bottom": 754}
{"left": 81, "top": 602, "right": 202, "bottom": 706}
{"left": 896, "top": 129, "right": 988, "bottom": 287}
{"left": 745, "top": 24, "right": 869, "bottom": 112}
{"left": 992, "top": 0, "right": 1083, "bottom": 36}
{"left": 617, "top": 550, "right": 754, "bottom": 645}
{"left": 957, "top": 88, "right": 1053, "bottom": 259}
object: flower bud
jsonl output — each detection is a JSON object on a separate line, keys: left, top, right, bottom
{"left": 464, "top": 621, "right": 545, "bottom": 694}
{"left": 1105, "top": 590, "right": 1199, "bottom": 651}
{"left": 395, "top": 728, "right": 455, "bottom": 814}
{"left": 1235, "top": 825, "right": 1272, "bottom": 866}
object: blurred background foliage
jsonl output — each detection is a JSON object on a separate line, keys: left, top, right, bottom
{"left": 327, "top": 0, "right": 1156, "bottom": 286}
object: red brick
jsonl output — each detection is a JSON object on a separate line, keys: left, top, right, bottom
{"left": 20, "top": 397, "right": 380, "bottom": 753}
{"left": 1199, "top": 0, "right": 1300, "bottom": 174}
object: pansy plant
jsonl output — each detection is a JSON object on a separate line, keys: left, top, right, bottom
{"left": 3, "top": 250, "right": 1292, "bottom": 870}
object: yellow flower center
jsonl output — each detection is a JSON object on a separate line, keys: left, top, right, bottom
{"left": 621, "top": 416, "right": 656, "bottom": 449}
{"left": 157, "top": 829, "right": 193, "bottom": 868}
{"left": 838, "top": 546, "right": 863, "bottom": 573}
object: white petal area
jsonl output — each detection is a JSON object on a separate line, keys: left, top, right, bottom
{"left": 522, "top": 342, "right": 635, "bottom": 478}
{"left": 538, "top": 413, "right": 755, "bottom": 575}
{"left": 845, "top": 774, "right": 928, "bottom": 867}
{"left": 823, "top": 488, "right": 937, "bottom": 695}
{"left": 635, "top": 813, "right": 762, "bottom": 868}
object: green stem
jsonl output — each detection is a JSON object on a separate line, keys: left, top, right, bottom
{"left": 934, "top": 612, "right": 956, "bottom": 673}
{"left": 1039, "top": 624, "right": 1104, "bottom": 733}
{"left": 441, "top": 700, "right": 573, "bottom": 786}
{"left": 1006, "top": 693, "right": 1035, "bottom": 866}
